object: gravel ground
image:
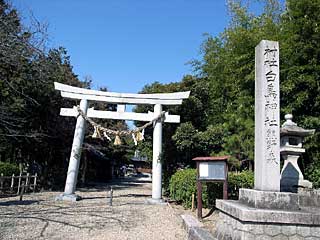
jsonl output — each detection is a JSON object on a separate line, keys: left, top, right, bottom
{"left": 0, "top": 175, "right": 186, "bottom": 240}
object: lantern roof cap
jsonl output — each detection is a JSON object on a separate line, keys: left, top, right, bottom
{"left": 281, "top": 114, "right": 315, "bottom": 137}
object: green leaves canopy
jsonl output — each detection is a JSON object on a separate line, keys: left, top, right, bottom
{"left": 139, "top": 0, "right": 320, "bottom": 178}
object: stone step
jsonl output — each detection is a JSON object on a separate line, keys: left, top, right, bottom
{"left": 181, "top": 214, "right": 216, "bottom": 240}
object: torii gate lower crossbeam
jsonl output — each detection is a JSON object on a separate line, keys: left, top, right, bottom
{"left": 54, "top": 82, "right": 190, "bottom": 203}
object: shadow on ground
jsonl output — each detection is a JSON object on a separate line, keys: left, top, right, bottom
{"left": 0, "top": 176, "right": 152, "bottom": 239}
{"left": 0, "top": 200, "right": 41, "bottom": 206}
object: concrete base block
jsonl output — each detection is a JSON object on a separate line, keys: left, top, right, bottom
{"left": 181, "top": 214, "right": 215, "bottom": 240}
{"left": 55, "top": 193, "right": 82, "bottom": 202}
{"left": 181, "top": 214, "right": 204, "bottom": 229}
{"left": 215, "top": 199, "right": 320, "bottom": 240}
{"left": 145, "top": 198, "right": 167, "bottom": 205}
{"left": 239, "top": 188, "right": 299, "bottom": 210}
{"left": 189, "top": 227, "right": 216, "bottom": 240}
{"left": 299, "top": 189, "right": 320, "bottom": 208}
{"left": 214, "top": 210, "right": 320, "bottom": 240}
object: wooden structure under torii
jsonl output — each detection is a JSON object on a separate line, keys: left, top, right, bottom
{"left": 54, "top": 82, "right": 190, "bottom": 203}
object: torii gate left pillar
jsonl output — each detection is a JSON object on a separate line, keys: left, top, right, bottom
{"left": 56, "top": 99, "right": 88, "bottom": 201}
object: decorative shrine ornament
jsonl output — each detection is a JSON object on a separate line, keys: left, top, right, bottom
{"left": 77, "top": 106, "right": 163, "bottom": 146}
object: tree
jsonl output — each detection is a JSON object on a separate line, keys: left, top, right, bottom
{"left": 0, "top": 1, "right": 89, "bottom": 187}
{"left": 137, "top": 0, "right": 320, "bottom": 176}
{"left": 191, "top": 0, "right": 282, "bottom": 168}
{"left": 279, "top": 0, "right": 320, "bottom": 177}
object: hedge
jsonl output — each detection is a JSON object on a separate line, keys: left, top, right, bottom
{"left": 228, "top": 170, "right": 254, "bottom": 199}
{"left": 169, "top": 168, "right": 198, "bottom": 208}
{"left": 169, "top": 168, "right": 254, "bottom": 208}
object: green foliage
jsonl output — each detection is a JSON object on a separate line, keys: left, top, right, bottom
{"left": 169, "top": 169, "right": 198, "bottom": 208}
{"left": 141, "top": 0, "right": 320, "bottom": 189}
{"left": 306, "top": 160, "right": 320, "bottom": 189}
{"left": 280, "top": 0, "right": 320, "bottom": 166}
{"left": 228, "top": 170, "right": 254, "bottom": 199}
{"left": 160, "top": 1, "right": 284, "bottom": 173}
{"left": 172, "top": 122, "right": 199, "bottom": 152}
{"left": 169, "top": 169, "right": 254, "bottom": 208}
{"left": 135, "top": 141, "right": 153, "bottom": 163}
{"left": 197, "top": 0, "right": 283, "bottom": 167}
{"left": 169, "top": 168, "right": 221, "bottom": 209}
{"left": 0, "top": 162, "right": 19, "bottom": 176}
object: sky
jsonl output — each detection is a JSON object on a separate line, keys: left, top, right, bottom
{"left": 10, "top": 0, "right": 259, "bottom": 94}
{"left": 9, "top": 0, "right": 270, "bottom": 128}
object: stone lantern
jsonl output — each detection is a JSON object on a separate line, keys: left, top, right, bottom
{"left": 280, "top": 114, "right": 315, "bottom": 192}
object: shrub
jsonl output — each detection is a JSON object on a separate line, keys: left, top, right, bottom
{"left": 169, "top": 168, "right": 254, "bottom": 208}
{"left": 169, "top": 168, "right": 198, "bottom": 208}
{"left": 306, "top": 161, "right": 320, "bottom": 189}
{"left": 169, "top": 168, "right": 223, "bottom": 208}
{"left": 0, "top": 162, "right": 20, "bottom": 176}
{"left": 228, "top": 170, "right": 254, "bottom": 199}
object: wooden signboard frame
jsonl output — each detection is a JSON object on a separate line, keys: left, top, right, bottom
{"left": 192, "top": 156, "right": 229, "bottom": 219}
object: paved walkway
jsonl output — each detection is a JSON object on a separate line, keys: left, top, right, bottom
{"left": 0, "top": 175, "right": 186, "bottom": 240}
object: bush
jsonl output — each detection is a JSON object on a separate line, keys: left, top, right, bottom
{"left": 169, "top": 168, "right": 223, "bottom": 208}
{"left": 169, "top": 168, "right": 198, "bottom": 208}
{"left": 306, "top": 161, "right": 320, "bottom": 189}
{"left": 0, "top": 162, "right": 20, "bottom": 176}
{"left": 228, "top": 170, "right": 254, "bottom": 199}
{"left": 169, "top": 168, "right": 254, "bottom": 208}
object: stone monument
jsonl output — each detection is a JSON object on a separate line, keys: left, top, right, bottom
{"left": 214, "top": 40, "right": 320, "bottom": 240}
{"left": 255, "top": 40, "right": 280, "bottom": 192}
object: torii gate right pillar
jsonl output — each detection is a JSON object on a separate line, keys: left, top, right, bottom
{"left": 151, "top": 104, "right": 163, "bottom": 202}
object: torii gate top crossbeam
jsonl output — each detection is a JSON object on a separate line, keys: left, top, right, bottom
{"left": 54, "top": 82, "right": 190, "bottom": 105}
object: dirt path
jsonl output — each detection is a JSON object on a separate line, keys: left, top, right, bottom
{"left": 0, "top": 175, "right": 186, "bottom": 240}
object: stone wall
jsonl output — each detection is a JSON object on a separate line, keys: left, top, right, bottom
{"left": 214, "top": 211, "right": 320, "bottom": 240}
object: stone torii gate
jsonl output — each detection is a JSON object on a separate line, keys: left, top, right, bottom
{"left": 54, "top": 82, "right": 190, "bottom": 202}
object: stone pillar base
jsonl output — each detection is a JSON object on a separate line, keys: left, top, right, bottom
{"left": 55, "top": 193, "right": 82, "bottom": 202}
{"left": 239, "top": 188, "right": 299, "bottom": 210}
{"left": 145, "top": 198, "right": 167, "bottom": 205}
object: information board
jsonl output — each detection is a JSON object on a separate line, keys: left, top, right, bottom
{"left": 199, "top": 161, "right": 226, "bottom": 180}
